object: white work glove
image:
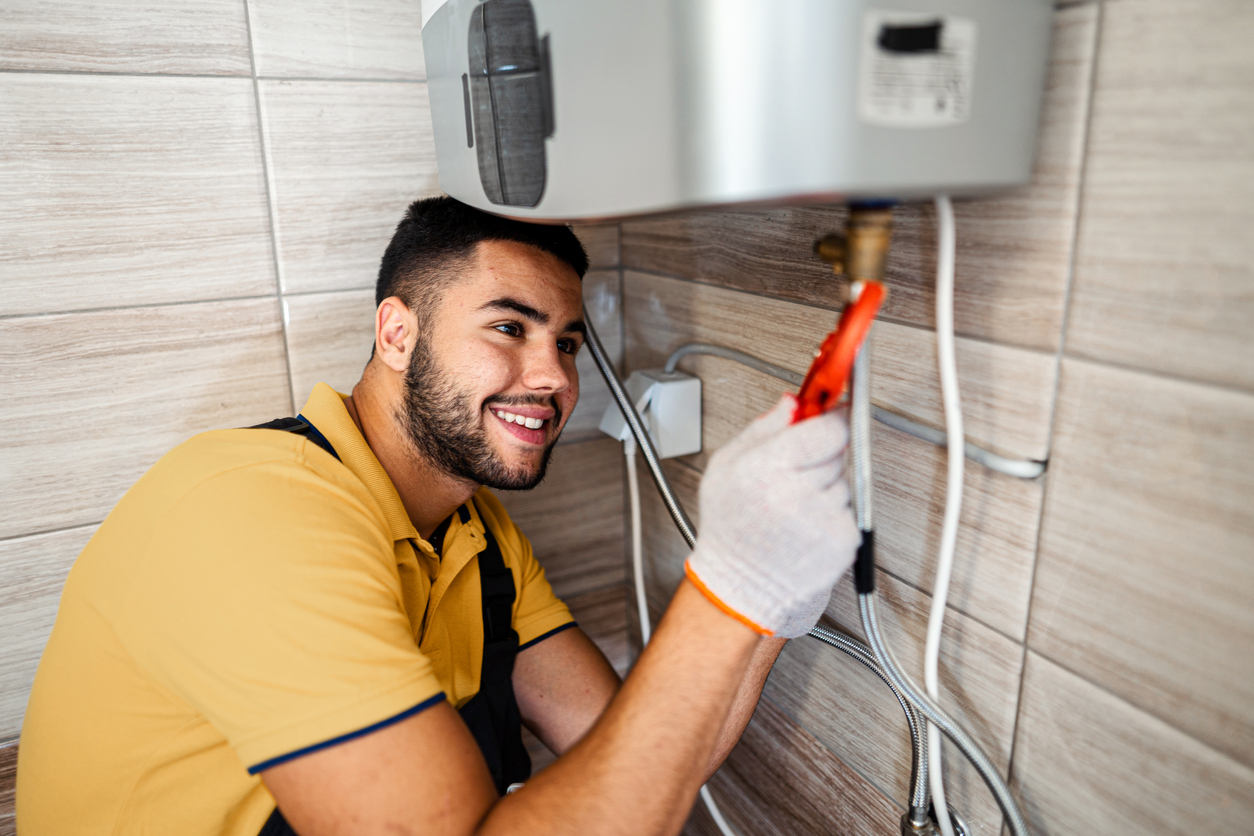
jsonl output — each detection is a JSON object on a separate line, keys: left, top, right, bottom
{"left": 685, "top": 395, "right": 860, "bottom": 638}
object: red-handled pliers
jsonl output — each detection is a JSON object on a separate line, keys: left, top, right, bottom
{"left": 791, "top": 281, "right": 886, "bottom": 424}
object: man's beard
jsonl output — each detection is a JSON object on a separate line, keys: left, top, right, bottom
{"left": 399, "top": 340, "right": 562, "bottom": 491}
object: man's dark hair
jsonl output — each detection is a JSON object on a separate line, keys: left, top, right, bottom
{"left": 376, "top": 196, "right": 589, "bottom": 322}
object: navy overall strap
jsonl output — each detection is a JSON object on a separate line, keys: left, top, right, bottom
{"left": 261, "top": 518, "right": 532, "bottom": 836}
{"left": 456, "top": 503, "right": 532, "bottom": 795}
{"left": 253, "top": 415, "right": 343, "bottom": 836}
{"left": 249, "top": 415, "right": 339, "bottom": 461}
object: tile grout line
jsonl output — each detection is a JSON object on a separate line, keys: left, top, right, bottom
{"left": 0, "top": 294, "right": 281, "bottom": 321}
{"left": 871, "top": 565, "right": 1023, "bottom": 645}
{"left": 0, "top": 522, "right": 102, "bottom": 546}
{"left": 0, "top": 285, "right": 381, "bottom": 323}
{"left": 1054, "top": 351, "right": 1254, "bottom": 400}
{"left": 1005, "top": 0, "right": 1105, "bottom": 789}
{"left": 553, "top": 580, "right": 632, "bottom": 603}
{"left": 242, "top": 0, "right": 296, "bottom": 416}
{"left": 273, "top": 286, "right": 374, "bottom": 300}
{"left": 1023, "top": 645, "right": 1254, "bottom": 777}
{"left": 0, "top": 67, "right": 424, "bottom": 83}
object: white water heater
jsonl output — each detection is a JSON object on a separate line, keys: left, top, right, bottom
{"left": 422, "top": 0, "right": 1053, "bottom": 221}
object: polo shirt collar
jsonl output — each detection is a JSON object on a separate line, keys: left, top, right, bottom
{"left": 299, "top": 382, "right": 419, "bottom": 543}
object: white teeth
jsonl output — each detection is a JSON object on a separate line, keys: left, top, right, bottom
{"left": 494, "top": 409, "right": 546, "bottom": 431}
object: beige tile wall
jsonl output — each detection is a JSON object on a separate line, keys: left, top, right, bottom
{"left": 259, "top": 79, "right": 439, "bottom": 294}
{"left": 0, "top": 742, "right": 12, "bottom": 836}
{"left": 690, "top": 699, "right": 902, "bottom": 836}
{"left": 0, "top": 527, "right": 96, "bottom": 740}
{"left": 619, "top": 2, "right": 1254, "bottom": 833}
{"left": 247, "top": 0, "right": 426, "bottom": 79}
{"left": 1, "top": 74, "right": 276, "bottom": 316}
{"left": 0, "top": 0, "right": 627, "bottom": 779}
{"left": 1012, "top": 652, "right": 1254, "bottom": 834}
{"left": 1065, "top": 0, "right": 1254, "bottom": 391}
{"left": 6, "top": 2, "right": 1253, "bottom": 835}
{"left": 0, "top": 1, "right": 252, "bottom": 74}
{"left": 1029, "top": 359, "right": 1254, "bottom": 769}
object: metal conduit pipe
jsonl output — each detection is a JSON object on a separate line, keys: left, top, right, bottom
{"left": 859, "top": 594, "right": 1027, "bottom": 836}
{"left": 585, "top": 306, "right": 697, "bottom": 549}
{"left": 662, "top": 344, "right": 1045, "bottom": 480}
{"left": 848, "top": 345, "right": 1031, "bottom": 836}
{"left": 850, "top": 343, "right": 875, "bottom": 531}
{"left": 808, "top": 624, "right": 930, "bottom": 827}
{"left": 586, "top": 312, "right": 933, "bottom": 828}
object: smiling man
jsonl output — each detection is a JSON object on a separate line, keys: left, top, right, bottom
{"left": 18, "top": 197, "right": 860, "bottom": 836}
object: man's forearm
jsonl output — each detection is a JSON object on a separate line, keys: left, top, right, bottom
{"left": 704, "top": 635, "right": 785, "bottom": 780}
{"left": 479, "top": 580, "right": 759, "bottom": 836}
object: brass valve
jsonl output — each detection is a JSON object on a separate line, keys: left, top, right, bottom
{"left": 814, "top": 206, "right": 895, "bottom": 293}
{"left": 813, "top": 232, "right": 848, "bottom": 276}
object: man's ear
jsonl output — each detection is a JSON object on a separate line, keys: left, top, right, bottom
{"left": 375, "top": 296, "right": 418, "bottom": 373}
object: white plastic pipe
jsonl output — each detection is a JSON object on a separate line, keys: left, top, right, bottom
{"left": 624, "top": 437, "right": 651, "bottom": 646}
{"left": 925, "top": 194, "right": 963, "bottom": 836}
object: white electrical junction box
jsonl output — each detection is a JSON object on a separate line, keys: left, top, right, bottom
{"left": 599, "top": 370, "right": 702, "bottom": 459}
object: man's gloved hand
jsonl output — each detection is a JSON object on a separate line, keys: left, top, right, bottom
{"left": 685, "top": 395, "right": 860, "bottom": 638}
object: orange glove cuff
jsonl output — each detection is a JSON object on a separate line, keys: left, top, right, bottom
{"left": 683, "top": 560, "right": 774, "bottom": 637}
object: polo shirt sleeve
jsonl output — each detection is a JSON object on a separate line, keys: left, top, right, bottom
{"left": 474, "top": 489, "right": 575, "bottom": 649}
{"left": 112, "top": 454, "right": 445, "bottom": 774}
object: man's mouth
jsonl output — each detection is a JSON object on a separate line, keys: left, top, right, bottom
{"left": 491, "top": 408, "right": 548, "bottom": 430}
{"left": 488, "top": 405, "right": 555, "bottom": 445}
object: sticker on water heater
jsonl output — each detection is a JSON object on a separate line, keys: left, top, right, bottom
{"left": 858, "top": 12, "right": 977, "bottom": 129}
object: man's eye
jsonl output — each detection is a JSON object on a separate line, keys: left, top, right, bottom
{"left": 557, "top": 339, "right": 580, "bottom": 355}
{"left": 495, "top": 323, "right": 522, "bottom": 337}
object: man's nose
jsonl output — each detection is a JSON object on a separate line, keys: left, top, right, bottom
{"left": 521, "top": 342, "right": 573, "bottom": 393}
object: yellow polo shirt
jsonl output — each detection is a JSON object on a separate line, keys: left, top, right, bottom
{"left": 18, "top": 383, "right": 573, "bottom": 836}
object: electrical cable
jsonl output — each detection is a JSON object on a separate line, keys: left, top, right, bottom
{"left": 925, "top": 194, "right": 961, "bottom": 836}
{"left": 663, "top": 343, "right": 1045, "bottom": 480}
{"left": 699, "top": 786, "right": 738, "bottom": 836}
{"left": 871, "top": 409, "right": 1043, "bottom": 481}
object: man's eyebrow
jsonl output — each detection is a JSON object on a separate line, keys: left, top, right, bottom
{"left": 478, "top": 297, "right": 586, "bottom": 335}
{"left": 478, "top": 297, "right": 548, "bottom": 325}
